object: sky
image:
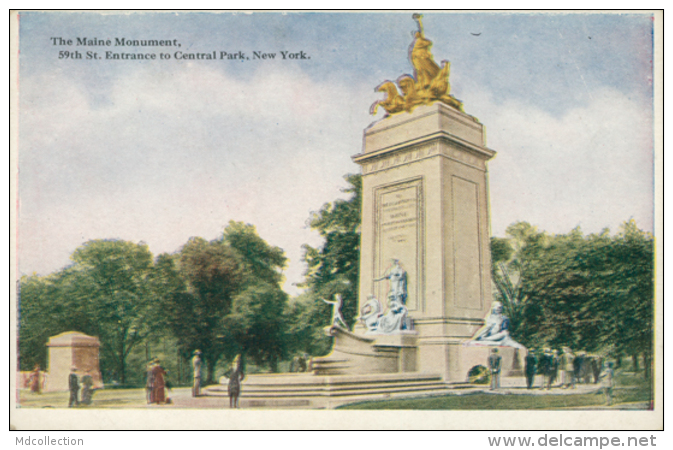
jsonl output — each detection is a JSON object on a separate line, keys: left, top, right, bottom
{"left": 16, "top": 11, "right": 656, "bottom": 295}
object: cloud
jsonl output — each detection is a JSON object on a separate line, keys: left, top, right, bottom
{"left": 18, "top": 62, "right": 373, "bottom": 294}
{"left": 17, "top": 54, "right": 655, "bottom": 295}
{"left": 466, "top": 85, "right": 653, "bottom": 237}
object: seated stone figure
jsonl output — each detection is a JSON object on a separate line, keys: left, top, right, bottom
{"left": 466, "top": 301, "right": 525, "bottom": 349}
{"left": 358, "top": 294, "right": 412, "bottom": 334}
{"left": 378, "top": 297, "right": 411, "bottom": 334}
{"left": 358, "top": 295, "right": 383, "bottom": 333}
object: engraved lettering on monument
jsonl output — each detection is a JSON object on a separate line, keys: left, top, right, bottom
{"left": 375, "top": 178, "right": 424, "bottom": 312}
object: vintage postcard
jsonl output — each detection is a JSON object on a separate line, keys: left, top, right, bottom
{"left": 10, "top": 10, "right": 663, "bottom": 431}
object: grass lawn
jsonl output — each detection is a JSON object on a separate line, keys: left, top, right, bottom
{"left": 339, "top": 371, "right": 653, "bottom": 410}
{"left": 17, "top": 370, "right": 652, "bottom": 410}
{"left": 339, "top": 389, "right": 650, "bottom": 410}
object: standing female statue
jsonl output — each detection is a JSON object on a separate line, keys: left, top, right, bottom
{"left": 409, "top": 14, "right": 441, "bottom": 91}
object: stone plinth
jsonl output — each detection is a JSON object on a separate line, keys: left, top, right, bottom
{"left": 353, "top": 102, "right": 496, "bottom": 382}
{"left": 451, "top": 345, "right": 524, "bottom": 382}
{"left": 45, "top": 331, "right": 103, "bottom": 392}
{"left": 311, "top": 326, "right": 418, "bottom": 375}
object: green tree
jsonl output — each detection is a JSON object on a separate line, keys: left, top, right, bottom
{"left": 604, "top": 221, "right": 654, "bottom": 376}
{"left": 18, "top": 273, "right": 62, "bottom": 371}
{"left": 69, "top": 239, "right": 162, "bottom": 384}
{"left": 498, "top": 220, "right": 655, "bottom": 372}
{"left": 295, "top": 174, "right": 362, "bottom": 355}
{"left": 490, "top": 222, "right": 548, "bottom": 341}
{"left": 19, "top": 240, "right": 166, "bottom": 383}
{"left": 161, "top": 236, "right": 244, "bottom": 384}
{"left": 226, "top": 282, "right": 289, "bottom": 372}
{"left": 161, "top": 222, "right": 288, "bottom": 379}
{"left": 223, "top": 221, "right": 286, "bottom": 286}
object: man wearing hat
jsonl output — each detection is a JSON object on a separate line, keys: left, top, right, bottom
{"left": 146, "top": 358, "right": 156, "bottom": 404}
{"left": 524, "top": 349, "right": 537, "bottom": 389}
{"left": 192, "top": 350, "right": 202, "bottom": 397}
{"left": 561, "top": 347, "right": 576, "bottom": 389}
{"left": 539, "top": 348, "right": 552, "bottom": 389}
{"left": 488, "top": 348, "right": 502, "bottom": 390}
{"left": 68, "top": 366, "right": 80, "bottom": 407}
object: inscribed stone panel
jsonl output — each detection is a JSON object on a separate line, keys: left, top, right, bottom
{"left": 374, "top": 178, "right": 424, "bottom": 312}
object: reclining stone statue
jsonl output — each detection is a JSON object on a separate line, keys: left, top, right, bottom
{"left": 465, "top": 301, "right": 525, "bottom": 349}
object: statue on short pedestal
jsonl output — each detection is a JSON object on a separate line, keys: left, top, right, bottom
{"left": 465, "top": 301, "right": 525, "bottom": 349}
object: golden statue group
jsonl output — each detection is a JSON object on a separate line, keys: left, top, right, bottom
{"left": 371, "top": 14, "right": 464, "bottom": 116}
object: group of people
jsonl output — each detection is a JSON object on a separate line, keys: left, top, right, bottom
{"left": 524, "top": 348, "right": 606, "bottom": 390}
{"left": 146, "top": 358, "right": 170, "bottom": 405}
{"left": 68, "top": 367, "right": 95, "bottom": 407}
{"left": 489, "top": 347, "right": 615, "bottom": 404}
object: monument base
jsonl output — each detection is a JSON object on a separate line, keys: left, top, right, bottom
{"left": 310, "top": 326, "right": 418, "bottom": 375}
{"left": 418, "top": 340, "right": 525, "bottom": 382}
{"left": 205, "top": 372, "right": 459, "bottom": 409}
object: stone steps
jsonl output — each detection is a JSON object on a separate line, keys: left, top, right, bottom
{"left": 209, "top": 380, "right": 448, "bottom": 397}
{"left": 203, "top": 372, "right": 471, "bottom": 408}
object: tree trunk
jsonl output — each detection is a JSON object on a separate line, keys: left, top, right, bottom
{"left": 205, "top": 356, "right": 219, "bottom": 385}
{"left": 177, "top": 351, "right": 182, "bottom": 385}
{"left": 269, "top": 356, "right": 278, "bottom": 373}
{"left": 119, "top": 334, "right": 127, "bottom": 384}
{"left": 632, "top": 353, "right": 639, "bottom": 372}
{"left": 120, "top": 354, "right": 126, "bottom": 385}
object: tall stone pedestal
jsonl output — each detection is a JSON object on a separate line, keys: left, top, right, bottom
{"left": 353, "top": 102, "right": 496, "bottom": 382}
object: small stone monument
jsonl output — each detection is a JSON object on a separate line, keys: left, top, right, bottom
{"left": 45, "top": 331, "right": 103, "bottom": 392}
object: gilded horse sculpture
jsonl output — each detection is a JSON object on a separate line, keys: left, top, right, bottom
{"left": 370, "top": 14, "right": 464, "bottom": 117}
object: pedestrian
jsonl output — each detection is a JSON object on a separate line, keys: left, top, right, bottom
{"left": 548, "top": 349, "right": 560, "bottom": 389}
{"left": 600, "top": 361, "right": 615, "bottom": 406}
{"left": 228, "top": 355, "right": 245, "bottom": 408}
{"left": 68, "top": 367, "right": 80, "bottom": 407}
{"left": 573, "top": 351, "right": 584, "bottom": 385}
{"left": 539, "top": 348, "right": 553, "bottom": 390}
{"left": 488, "top": 348, "right": 502, "bottom": 390}
{"left": 81, "top": 371, "right": 95, "bottom": 405}
{"left": 192, "top": 350, "right": 202, "bottom": 397}
{"left": 561, "top": 347, "right": 575, "bottom": 389}
{"left": 524, "top": 349, "right": 537, "bottom": 389}
{"left": 146, "top": 359, "right": 156, "bottom": 404}
{"left": 583, "top": 355, "right": 595, "bottom": 383}
{"left": 151, "top": 358, "right": 167, "bottom": 404}
{"left": 592, "top": 356, "right": 604, "bottom": 384}
{"left": 29, "top": 364, "right": 41, "bottom": 394}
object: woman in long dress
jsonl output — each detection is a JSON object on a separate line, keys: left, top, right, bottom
{"left": 151, "top": 360, "right": 167, "bottom": 404}
{"left": 29, "top": 365, "right": 41, "bottom": 394}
